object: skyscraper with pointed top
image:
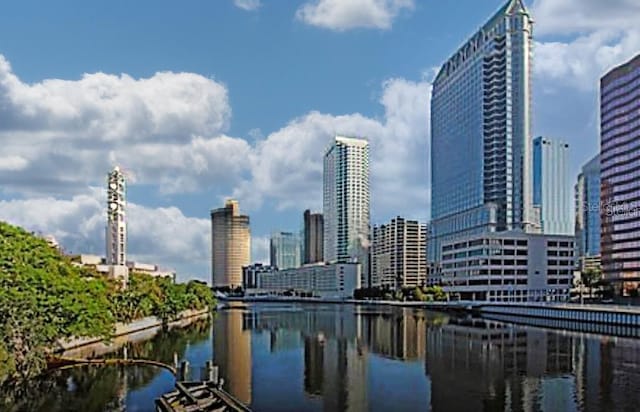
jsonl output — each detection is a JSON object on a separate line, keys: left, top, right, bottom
{"left": 429, "top": 0, "right": 535, "bottom": 269}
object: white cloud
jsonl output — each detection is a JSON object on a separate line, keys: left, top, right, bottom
{"left": 0, "top": 155, "right": 28, "bottom": 171}
{"left": 535, "top": 29, "right": 640, "bottom": 91}
{"left": 233, "top": 0, "right": 261, "bottom": 11}
{"left": 0, "top": 54, "right": 244, "bottom": 197}
{"left": 233, "top": 77, "right": 430, "bottom": 222}
{"left": 296, "top": 0, "right": 414, "bottom": 31}
{"left": 532, "top": 0, "right": 640, "bottom": 35}
{"left": 251, "top": 236, "right": 270, "bottom": 265}
{"left": 532, "top": 0, "right": 640, "bottom": 91}
{"left": 0, "top": 190, "right": 211, "bottom": 283}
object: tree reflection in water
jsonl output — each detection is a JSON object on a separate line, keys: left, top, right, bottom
{"left": 0, "top": 317, "right": 211, "bottom": 412}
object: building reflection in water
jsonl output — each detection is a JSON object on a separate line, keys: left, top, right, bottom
{"left": 212, "top": 303, "right": 640, "bottom": 412}
{"left": 213, "top": 308, "right": 252, "bottom": 405}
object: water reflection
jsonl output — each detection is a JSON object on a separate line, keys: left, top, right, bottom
{"left": 213, "top": 303, "right": 640, "bottom": 412}
{"left": 4, "top": 305, "right": 640, "bottom": 412}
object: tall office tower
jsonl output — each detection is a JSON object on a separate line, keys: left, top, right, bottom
{"left": 600, "top": 53, "right": 640, "bottom": 295}
{"left": 323, "top": 135, "right": 370, "bottom": 286}
{"left": 575, "top": 174, "right": 585, "bottom": 258}
{"left": 533, "top": 137, "right": 572, "bottom": 235}
{"left": 372, "top": 217, "right": 427, "bottom": 289}
{"left": 576, "top": 155, "right": 601, "bottom": 259}
{"left": 429, "top": 0, "right": 534, "bottom": 266}
{"left": 211, "top": 199, "right": 250, "bottom": 288}
{"left": 106, "top": 166, "right": 126, "bottom": 265}
{"left": 270, "top": 231, "right": 301, "bottom": 270}
{"left": 303, "top": 209, "right": 324, "bottom": 264}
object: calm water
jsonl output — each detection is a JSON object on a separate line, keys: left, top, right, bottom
{"left": 3, "top": 302, "right": 640, "bottom": 412}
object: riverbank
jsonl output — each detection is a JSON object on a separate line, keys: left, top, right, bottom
{"left": 56, "top": 308, "right": 210, "bottom": 358}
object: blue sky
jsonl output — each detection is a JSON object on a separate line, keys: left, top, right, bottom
{"left": 1, "top": 0, "right": 639, "bottom": 282}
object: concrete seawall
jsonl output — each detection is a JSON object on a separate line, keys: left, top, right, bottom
{"left": 55, "top": 308, "right": 210, "bottom": 357}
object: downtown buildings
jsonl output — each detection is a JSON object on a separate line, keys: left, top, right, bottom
{"left": 270, "top": 231, "right": 301, "bottom": 270}
{"left": 303, "top": 209, "right": 324, "bottom": 264}
{"left": 600, "top": 53, "right": 640, "bottom": 295}
{"left": 427, "top": 0, "right": 576, "bottom": 301}
{"left": 429, "top": 0, "right": 535, "bottom": 269}
{"left": 323, "top": 135, "right": 371, "bottom": 287}
{"left": 575, "top": 154, "right": 601, "bottom": 271}
{"left": 533, "top": 136, "right": 572, "bottom": 235}
{"left": 211, "top": 199, "right": 251, "bottom": 288}
{"left": 371, "top": 217, "right": 427, "bottom": 289}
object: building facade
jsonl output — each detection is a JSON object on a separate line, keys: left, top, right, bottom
{"left": 429, "top": 0, "right": 535, "bottom": 268}
{"left": 270, "top": 231, "right": 301, "bottom": 270}
{"left": 575, "top": 154, "right": 601, "bottom": 266}
{"left": 440, "top": 232, "right": 574, "bottom": 302}
{"left": 242, "top": 263, "right": 277, "bottom": 290}
{"left": 211, "top": 200, "right": 251, "bottom": 288}
{"left": 106, "top": 166, "right": 127, "bottom": 266}
{"left": 371, "top": 217, "right": 427, "bottom": 289}
{"left": 533, "top": 136, "right": 572, "bottom": 235}
{"left": 303, "top": 210, "right": 324, "bottom": 264}
{"left": 323, "top": 135, "right": 370, "bottom": 286}
{"left": 254, "top": 263, "right": 361, "bottom": 299}
{"left": 600, "top": 53, "right": 640, "bottom": 295}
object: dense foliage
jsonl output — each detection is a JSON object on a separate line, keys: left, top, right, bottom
{"left": 0, "top": 221, "right": 213, "bottom": 385}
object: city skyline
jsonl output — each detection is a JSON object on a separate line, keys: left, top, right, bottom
{"left": 0, "top": 0, "right": 639, "bottom": 282}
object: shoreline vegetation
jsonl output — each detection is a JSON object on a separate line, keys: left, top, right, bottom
{"left": 0, "top": 221, "right": 214, "bottom": 386}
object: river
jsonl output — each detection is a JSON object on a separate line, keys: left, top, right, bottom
{"left": 3, "top": 302, "right": 640, "bottom": 411}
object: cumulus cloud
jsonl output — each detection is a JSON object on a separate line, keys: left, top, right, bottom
{"left": 532, "top": 0, "right": 640, "bottom": 35}
{"left": 0, "top": 189, "right": 210, "bottom": 282}
{"left": 296, "top": 0, "right": 414, "bottom": 31}
{"left": 233, "top": 0, "right": 261, "bottom": 11}
{"left": 0, "top": 54, "right": 243, "bottom": 197}
{"left": 233, "top": 77, "right": 430, "bottom": 221}
{"left": 532, "top": 0, "right": 640, "bottom": 91}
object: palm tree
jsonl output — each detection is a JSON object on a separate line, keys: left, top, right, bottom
{"left": 581, "top": 267, "right": 602, "bottom": 299}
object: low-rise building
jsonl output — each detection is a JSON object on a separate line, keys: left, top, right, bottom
{"left": 242, "top": 263, "right": 277, "bottom": 289}
{"left": 440, "top": 232, "right": 574, "bottom": 302}
{"left": 126, "top": 261, "right": 176, "bottom": 282}
{"left": 254, "top": 262, "right": 361, "bottom": 299}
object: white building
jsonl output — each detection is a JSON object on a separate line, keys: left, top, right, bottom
{"left": 126, "top": 261, "right": 176, "bottom": 282}
{"left": 440, "top": 232, "right": 574, "bottom": 302}
{"left": 254, "top": 262, "right": 361, "bottom": 299}
{"left": 106, "top": 166, "right": 127, "bottom": 266}
{"left": 323, "top": 135, "right": 370, "bottom": 286}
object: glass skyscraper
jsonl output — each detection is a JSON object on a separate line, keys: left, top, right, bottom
{"left": 429, "top": 0, "right": 534, "bottom": 265}
{"left": 576, "top": 154, "right": 601, "bottom": 257}
{"left": 323, "top": 135, "right": 370, "bottom": 286}
{"left": 270, "top": 231, "right": 301, "bottom": 270}
{"left": 600, "top": 53, "right": 640, "bottom": 294}
{"left": 533, "top": 136, "right": 572, "bottom": 235}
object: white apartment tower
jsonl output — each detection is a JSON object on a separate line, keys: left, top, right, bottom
{"left": 106, "top": 166, "right": 127, "bottom": 265}
{"left": 323, "top": 135, "right": 370, "bottom": 286}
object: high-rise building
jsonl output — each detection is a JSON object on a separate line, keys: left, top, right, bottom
{"left": 575, "top": 154, "right": 601, "bottom": 260}
{"left": 106, "top": 166, "right": 126, "bottom": 266}
{"left": 323, "top": 135, "right": 370, "bottom": 286}
{"left": 211, "top": 199, "right": 250, "bottom": 288}
{"left": 270, "top": 231, "right": 301, "bottom": 270}
{"left": 429, "top": 0, "right": 534, "bottom": 268}
{"left": 600, "top": 53, "right": 640, "bottom": 295}
{"left": 372, "top": 217, "right": 427, "bottom": 289}
{"left": 533, "top": 137, "right": 572, "bottom": 235}
{"left": 303, "top": 210, "right": 324, "bottom": 264}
